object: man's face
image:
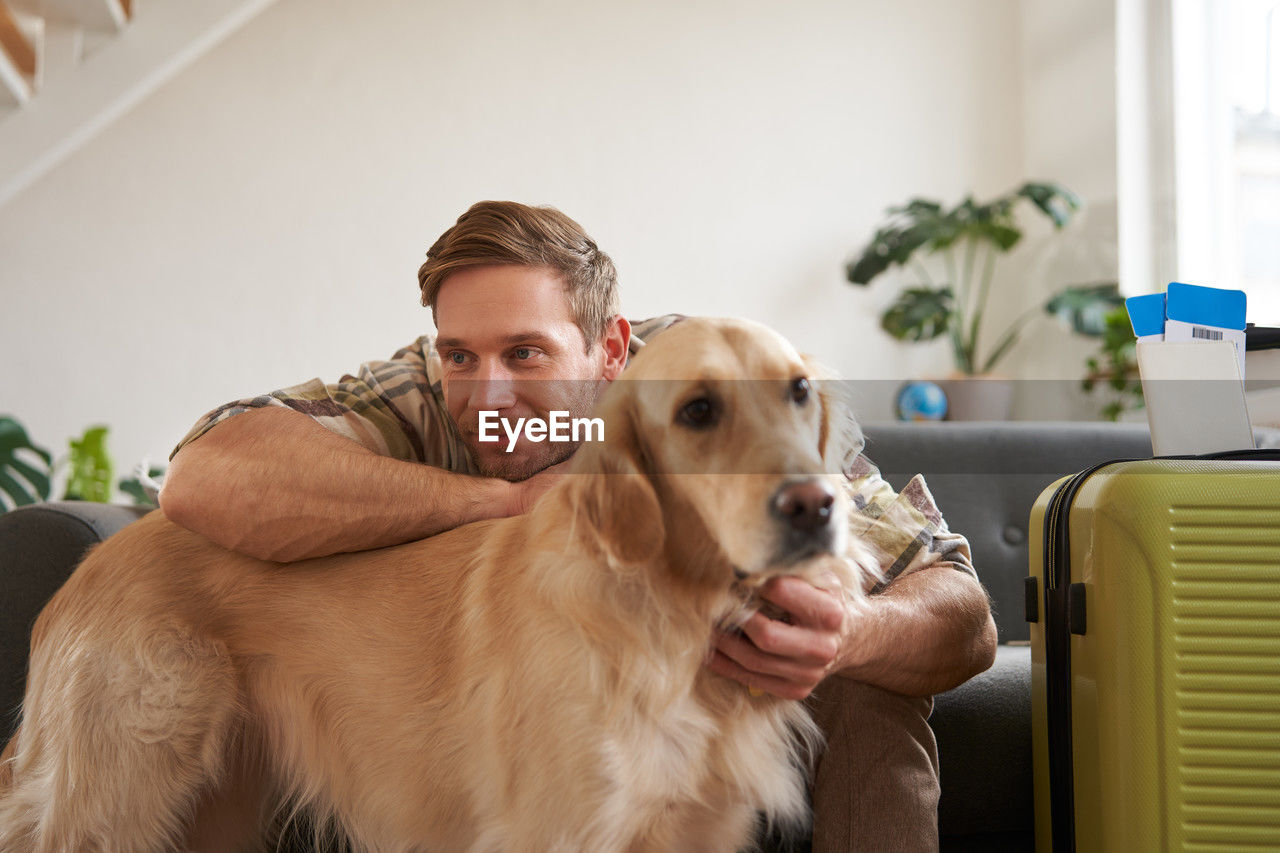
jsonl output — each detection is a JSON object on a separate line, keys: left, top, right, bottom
{"left": 435, "top": 265, "right": 609, "bottom": 481}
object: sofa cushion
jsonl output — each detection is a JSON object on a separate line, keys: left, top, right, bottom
{"left": 861, "top": 422, "right": 1154, "bottom": 643}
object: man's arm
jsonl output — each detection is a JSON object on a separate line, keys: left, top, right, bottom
{"left": 160, "top": 407, "right": 557, "bottom": 562}
{"left": 835, "top": 567, "right": 998, "bottom": 695}
{"left": 708, "top": 567, "right": 997, "bottom": 700}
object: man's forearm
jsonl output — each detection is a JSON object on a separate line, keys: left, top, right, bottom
{"left": 835, "top": 567, "right": 998, "bottom": 697}
{"left": 160, "top": 407, "right": 512, "bottom": 562}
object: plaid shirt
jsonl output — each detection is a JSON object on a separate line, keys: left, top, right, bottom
{"left": 172, "top": 316, "right": 977, "bottom": 592}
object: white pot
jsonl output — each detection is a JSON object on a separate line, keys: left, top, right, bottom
{"left": 936, "top": 375, "right": 1015, "bottom": 421}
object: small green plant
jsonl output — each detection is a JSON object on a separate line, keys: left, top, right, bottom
{"left": 65, "top": 425, "right": 113, "bottom": 502}
{"left": 846, "top": 181, "right": 1124, "bottom": 375}
{"left": 0, "top": 416, "right": 163, "bottom": 513}
{"left": 1082, "top": 307, "right": 1143, "bottom": 422}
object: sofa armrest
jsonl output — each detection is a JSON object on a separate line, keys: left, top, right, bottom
{"left": 932, "top": 643, "right": 1032, "bottom": 846}
{"left": 0, "top": 502, "right": 151, "bottom": 741}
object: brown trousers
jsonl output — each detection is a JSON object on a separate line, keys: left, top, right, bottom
{"left": 803, "top": 676, "right": 941, "bottom": 853}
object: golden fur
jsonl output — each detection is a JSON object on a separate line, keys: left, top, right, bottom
{"left": 0, "top": 318, "right": 871, "bottom": 852}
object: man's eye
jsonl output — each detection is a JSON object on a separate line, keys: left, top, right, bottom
{"left": 448, "top": 352, "right": 468, "bottom": 365}
{"left": 513, "top": 348, "right": 533, "bottom": 360}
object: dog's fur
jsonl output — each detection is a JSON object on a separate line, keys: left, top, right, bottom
{"left": 0, "top": 318, "right": 872, "bottom": 852}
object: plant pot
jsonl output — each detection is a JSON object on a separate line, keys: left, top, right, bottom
{"left": 936, "top": 375, "right": 1015, "bottom": 421}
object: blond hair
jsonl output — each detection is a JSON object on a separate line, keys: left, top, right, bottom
{"left": 418, "top": 201, "right": 619, "bottom": 348}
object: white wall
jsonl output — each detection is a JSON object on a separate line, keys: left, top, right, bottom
{"left": 1008, "top": 0, "right": 1123, "bottom": 420}
{"left": 2, "top": 0, "right": 1049, "bottom": 490}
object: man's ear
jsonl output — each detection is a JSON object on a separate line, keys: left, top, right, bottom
{"left": 598, "top": 315, "right": 631, "bottom": 381}
{"left": 802, "top": 354, "right": 864, "bottom": 475}
{"left": 575, "top": 396, "right": 664, "bottom": 565}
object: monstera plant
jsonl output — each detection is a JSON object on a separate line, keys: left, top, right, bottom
{"left": 0, "top": 416, "right": 53, "bottom": 509}
{"left": 846, "top": 181, "right": 1123, "bottom": 375}
{"left": 0, "top": 415, "right": 162, "bottom": 513}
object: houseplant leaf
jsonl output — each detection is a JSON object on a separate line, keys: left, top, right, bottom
{"left": 847, "top": 223, "right": 932, "bottom": 284}
{"left": 1016, "top": 182, "right": 1081, "bottom": 229}
{"left": 1045, "top": 282, "right": 1124, "bottom": 337}
{"left": 64, "top": 425, "right": 114, "bottom": 503}
{"left": 968, "top": 221, "right": 1022, "bottom": 251}
{"left": 0, "top": 416, "right": 53, "bottom": 510}
{"left": 881, "top": 287, "right": 953, "bottom": 341}
{"left": 120, "top": 465, "right": 166, "bottom": 507}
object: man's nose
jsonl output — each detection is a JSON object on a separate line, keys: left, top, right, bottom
{"left": 470, "top": 361, "right": 518, "bottom": 411}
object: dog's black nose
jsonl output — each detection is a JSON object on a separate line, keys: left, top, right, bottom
{"left": 771, "top": 479, "right": 835, "bottom": 533}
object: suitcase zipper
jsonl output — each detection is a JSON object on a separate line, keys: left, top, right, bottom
{"left": 1043, "top": 460, "right": 1118, "bottom": 853}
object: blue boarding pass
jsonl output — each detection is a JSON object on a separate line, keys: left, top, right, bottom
{"left": 1163, "top": 282, "right": 1247, "bottom": 377}
{"left": 1125, "top": 292, "right": 1168, "bottom": 343}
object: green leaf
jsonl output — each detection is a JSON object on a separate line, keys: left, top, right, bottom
{"left": 0, "top": 416, "right": 52, "bottom": 465}
{"left": 970, "top": 222, "right": 1022, "bottom": 251}
{"left": 880, "top": 287, "right": 954, "bottom": 341}
{"left": 1016, "top": 182, "right": 1081, "bottom": 228}
{"left": 1044, "top": 282, "right": 1124, "bottom": 337}
{"left": 846, "top": 222, "right": 936, "bottom": 284}
{"left": 888, "top": 198, "right": 944, "bottom": 218}
{"left": 119, "top": 465, "right": 165, "bottom": 508}
{"left": 0, "top": 415, "right": 53, "bottom": 510}
{"left": 0, "top": 469, "right": 38, "bottom": 508}
{"left": 64, "top": 425, "right": 114, "bottom": 503}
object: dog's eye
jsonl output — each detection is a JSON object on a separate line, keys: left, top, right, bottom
{"left": 790, "top": 377, "right": 810, "bottom": 404}
{"left": 677, "top": 396, "right": 718, "bottom": 429}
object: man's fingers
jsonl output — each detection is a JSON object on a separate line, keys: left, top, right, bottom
{"left": 713, "top": 627, "right": 828, "bottom": 685}
{"left": 706, "top": 648, "right": 819, "bottom": 701}
{"left": 760, "top": 576, "right": 846, "bottom": 633}
{"left": 737, "top": 612, "right": 839, "bottom": 668}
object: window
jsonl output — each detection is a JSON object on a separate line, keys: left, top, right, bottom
{"left": 1172, "top": 0, "right": 1280, "bottom": 323}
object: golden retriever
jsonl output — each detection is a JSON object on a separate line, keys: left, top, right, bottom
{"left": 0, "top": 317, "right": 871, "bottom": 852}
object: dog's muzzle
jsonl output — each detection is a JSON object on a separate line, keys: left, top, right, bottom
{"left": 770, "top": 478, "right": 838, "bottom": 563}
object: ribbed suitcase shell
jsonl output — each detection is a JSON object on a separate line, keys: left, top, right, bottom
{"left": 1030, "top": 459, "right": 1280, "bottom": 852}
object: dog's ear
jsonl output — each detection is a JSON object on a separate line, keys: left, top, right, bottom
{"left": 575, "top": 397, "right": 665, "bottom": 566}
{"left": 803, "top": 354, "right": 864, "bottom": 475}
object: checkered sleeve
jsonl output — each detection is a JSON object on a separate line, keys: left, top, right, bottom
{"left": 843, "top": 454, "right": 978, "bottom": 595}
{"left": 169, "top": 335, "right": 462, "bottom": 467}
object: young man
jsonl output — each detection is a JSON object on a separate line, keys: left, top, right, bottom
{"left": 161, "top": 201, "right": 997, "bottom": 851}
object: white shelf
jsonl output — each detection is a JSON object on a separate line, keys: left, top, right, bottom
{"left": 0, "top": 4, "right": 40, "bottom": 108}
{"left": 7, "top": 0, "right": 128, "bottom": 32}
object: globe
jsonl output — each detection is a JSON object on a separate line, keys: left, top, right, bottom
{"left": 895, "top": 381, "right": 948, "bottom": 422}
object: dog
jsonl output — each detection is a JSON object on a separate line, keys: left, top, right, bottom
{"left": 0, "top": 317, "right": 873, "bottom": 852}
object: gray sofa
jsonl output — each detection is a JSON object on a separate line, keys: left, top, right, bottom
{"left": 0, "top": 421, "right": 1168, "bottom": 850}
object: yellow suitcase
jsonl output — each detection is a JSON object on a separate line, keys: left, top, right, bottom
{"left": 1027, "top": 454, "right": 1280, "bottom": 851}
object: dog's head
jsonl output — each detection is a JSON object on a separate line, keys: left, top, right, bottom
{"left": 572, "top": 317, "right": 869, "bottom": 590}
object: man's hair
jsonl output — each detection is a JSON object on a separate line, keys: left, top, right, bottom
{"left": 418, "top": 201, "right": 620, "bottom": 348}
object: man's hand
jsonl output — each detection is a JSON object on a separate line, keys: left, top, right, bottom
{"left": 707, "top": 575, "right": 847, "bottom": 701}
{"left": 706, "top": 566, "right": 998, "bottom": 701}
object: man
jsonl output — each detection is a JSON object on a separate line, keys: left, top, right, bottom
{"left": 161, "top": 200, "right": 997, "bottom": 851}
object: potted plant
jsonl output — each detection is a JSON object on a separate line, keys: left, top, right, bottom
{"left": 845, "top": 181, "right": 1123, "bottom": 418}
{"left": 1081, "top": 306, "right": 1144, "bottom": 421}
{"left": 0, "top": 415, "right": 163, "bottom": 513}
